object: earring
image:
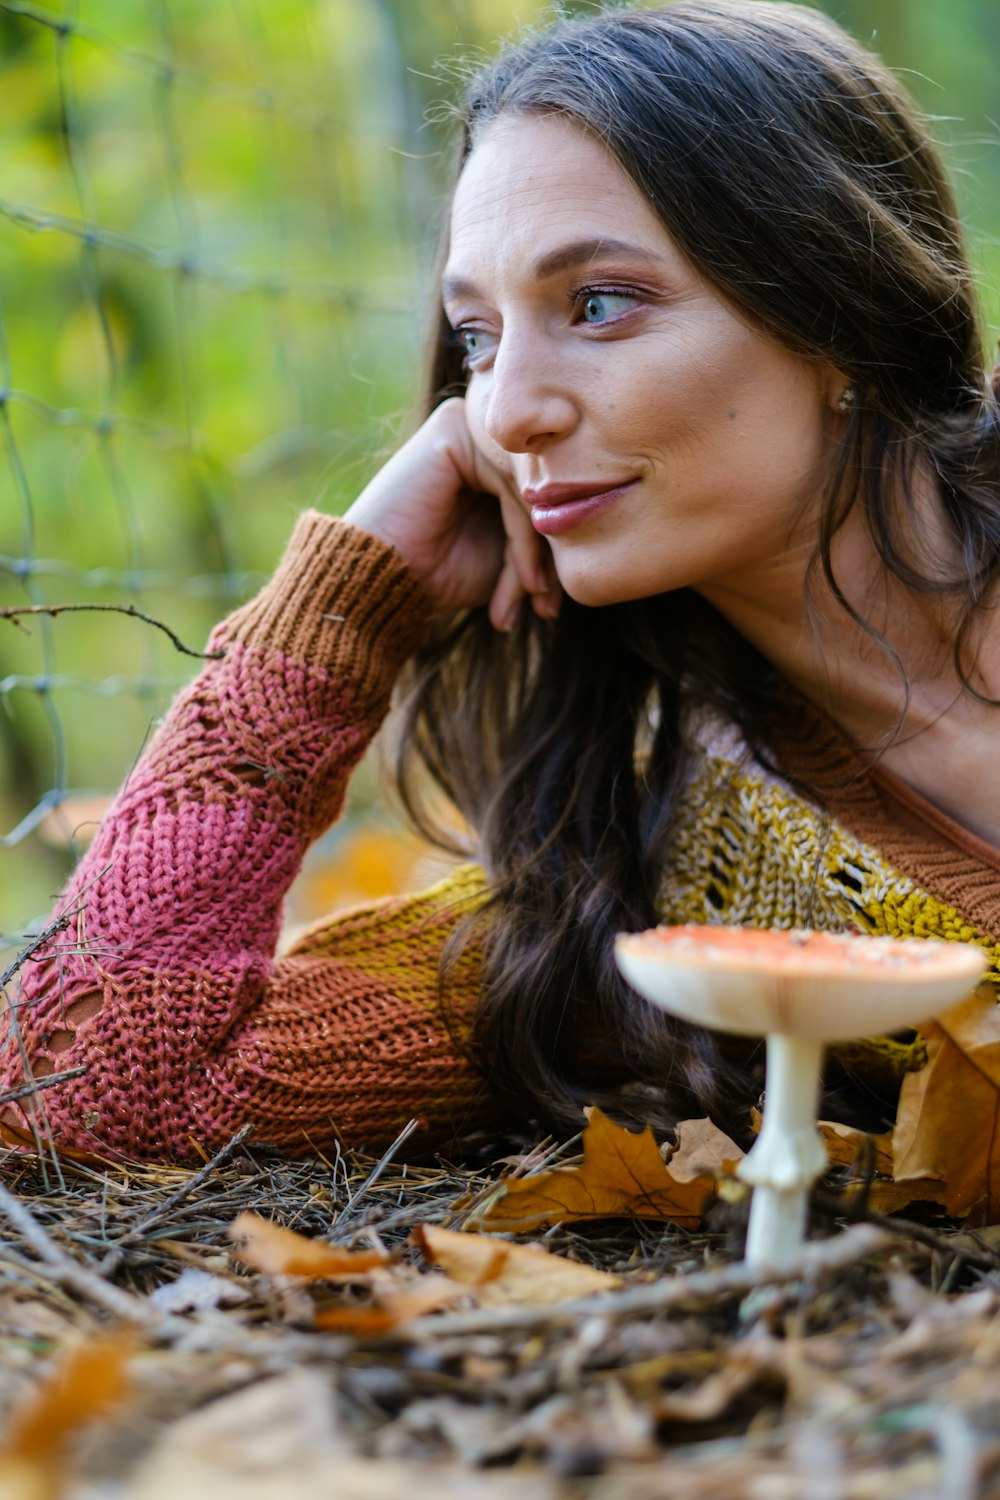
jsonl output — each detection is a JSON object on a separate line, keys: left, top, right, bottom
{"left": 836, "top": 385, "right": 857, "bottom": 412}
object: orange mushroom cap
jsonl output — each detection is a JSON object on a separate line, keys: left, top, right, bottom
{"left": 614, "top": 925, "right": 989, "bottom": 1040}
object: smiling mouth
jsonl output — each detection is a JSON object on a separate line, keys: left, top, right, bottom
{"left": 521, "top": 480, "right": 637, "bottom": 508}
{"left": 522, "top": 479, "right": 639, "bottom": 537}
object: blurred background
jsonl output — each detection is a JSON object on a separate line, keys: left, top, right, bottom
{"left": 2, "top": 0, "right": 1000, "bottom": 950}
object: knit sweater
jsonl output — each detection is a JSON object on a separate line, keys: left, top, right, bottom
{"left": 2, "top": 512, "right": 999, "bottom": 1163}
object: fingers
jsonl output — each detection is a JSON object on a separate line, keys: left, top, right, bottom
{"left": 497, "top": 484, "right": 562, "bottom": 626}
{"left": 488, "top": 548, "right": 524, "bottom": 633}
{"left": 487, "top": 533, "right": 562, "bottom": 632}
{"left": 445, "top": 399, "right": 563, "bottom": 630}
{"left": 476, "top": 461, "right": 561, "bottom": 629}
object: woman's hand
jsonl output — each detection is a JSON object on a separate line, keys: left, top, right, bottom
{"left": 344, "top": 398, "right": 560, "bottom": 629}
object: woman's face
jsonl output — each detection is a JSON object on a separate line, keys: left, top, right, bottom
{"left": 444, "top": 113, "right": 847, "bottom": 610}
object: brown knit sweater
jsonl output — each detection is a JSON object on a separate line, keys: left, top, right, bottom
{"left": 2, "top": 511, "right": 998, "bottom": 1164}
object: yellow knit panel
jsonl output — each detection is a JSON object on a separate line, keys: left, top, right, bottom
{"left": 292, "top": 752, "right": 1000, "bottom": 1032}
{"left": 289, "top": 862, "right": 490, "bottom": 1015}
{"left": 658, "top": 752, "right": 1000, "bottom": 987}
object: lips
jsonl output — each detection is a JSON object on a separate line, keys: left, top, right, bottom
{"left": 522, "top": 479, "right": 639, "bottom": 537}
{"left": 521, "top": 480, "right": 636, "bottom": 508}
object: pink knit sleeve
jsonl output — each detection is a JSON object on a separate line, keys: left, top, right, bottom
{"left": 0, "top": 513, "right": 502, "bottom": 1162}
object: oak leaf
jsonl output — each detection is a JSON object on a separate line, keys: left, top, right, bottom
{"left": 478, "top": 1107, "right": 739, "bottom": 1231}
{"left": 892, "top": 984, "right": 1000, "bottom": 1223}
{"left": 818, "top": 1119, "right": 894, "bottom": 1174}
{"left": 412, "top": 1223, "right": 619, "bottom": 1303}
{"left": 817, "top": 1120, "right": 946, "bottom": 1215}
{"left": 229, "top": 1213, "right": 389, "bottom": 1276}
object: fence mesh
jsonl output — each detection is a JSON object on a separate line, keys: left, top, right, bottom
{"left": 0, "top": 0, "right": 548, "bottom": 947}
{"left": 2, "top": 0, "right": 1000, "bottom": 956}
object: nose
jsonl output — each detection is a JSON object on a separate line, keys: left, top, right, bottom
{"left": 478, "top": 325, "right": 579, "bottom": 455}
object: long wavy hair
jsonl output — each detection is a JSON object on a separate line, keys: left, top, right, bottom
{"left": 392, "top": 1, "right": 1000, "bottom": 1140}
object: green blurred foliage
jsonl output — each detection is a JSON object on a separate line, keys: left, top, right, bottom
{"left": 1, "top": 0, "right": 999, "bottom": 934}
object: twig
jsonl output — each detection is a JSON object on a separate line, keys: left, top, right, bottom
{"left": 397, "top": 1222, "right": 895, "bottom": 1342}
{"left": 816, "top": 1187, "right": 1000, "bottom": 1276}
{"left": 96, "top": 1123, "right": 254, "bottom": 1274}
{"left": 334, "top": 1117, "right": 421, "bottom": 1231}
{"left": 0, "top": 1064, "right": 88, "bottom": 1106}
{"left": 0, "top": 601, "right": 224, "bottom": 660}
{"left": 0, "top": 1178, "right": 155, "bottom": 1324}
{"left": 1, "top": 911, "right": 72, "bottom": 988}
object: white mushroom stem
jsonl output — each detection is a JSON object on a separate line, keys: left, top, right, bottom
{"left": 736, "top": 1033, "right": 828, "bottom": 1271}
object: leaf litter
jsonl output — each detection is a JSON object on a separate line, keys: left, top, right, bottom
{"left": 2, "top": 1107, "right": 1000, "bottom": 1498}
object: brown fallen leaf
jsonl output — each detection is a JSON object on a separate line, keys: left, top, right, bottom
{"left": 748, "top": 1111, "right": 944, "bottom": 1216}
{"left": 0, "top": 1334, "right": 132, "bottom": 1500}
{"left": 892, "top": 983, "right": 1000, "bottom": 1222}
{"left": 669, "top": 1114, "right": 744, "bottom": 1180}
{"left": 413, "top": 1224, "right": 619, "bottom": 1304}
{"left": 477, "top": 1107, "right": 739, "bottom": 1231}
{"left": 229, "top": 1213, "right": 389, "bottom": 1276}
{"left": 818, "top": 1119, "right": 894, "bottom": 1174}
{"left": 313, "top": 1271, "right": 469, "bottom": 1331}
{"left": 412, "top": 1224, "right": 509, "bottom": 1285}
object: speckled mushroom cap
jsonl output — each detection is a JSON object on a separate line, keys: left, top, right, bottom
{"left": 614, "top": 925, "right": 989, "bottom": 1040}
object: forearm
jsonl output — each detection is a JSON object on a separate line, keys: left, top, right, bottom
{"left": 1, "top": 512, "right": 435, "bottom": 1152}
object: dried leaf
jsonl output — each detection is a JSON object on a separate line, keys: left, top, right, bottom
{"left": 669, "top": 1115, "right": 744, "bottom": 1180}
{"left": 818, "top": 1122, "right": 946, "bottom": 1215}
{"left": 149, "top": 1267, "right": 251, "bottom": 1314}
{"left": 412, "top": 1225, "right": 509, "bottom": 1285}
{"left": 867, "top": 1176, "right": 948, "bottom": 1215}
{"left": 311, "top": 1306, "right": 401, "bottom": 1334}
{"left": 818, "top": 1120, "right": 894, "bottom": 1174}
{"left": 0, "top": 1334, "right": 131, "bottom": 1500}
{"left": 229, "top": 1213, "right": 389, "bottom": 1276}
{"left": 413, "top": 1224, "right": 619, "bottom": 1304}
{"left": 478, "top": 1107, "right": 739, "bottom": 1231}
{"left": 313, "top": 1270, "right": 469, "bottom": 1331}
{"left": 653, "top": 1347, "right": 775, "bottom": 1423}
{"left": 892, "top": 984, "right": 1000, "bottom": 1222}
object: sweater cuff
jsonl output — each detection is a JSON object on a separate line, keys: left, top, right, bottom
{"left": 220, "top": 511, "right": 435, "bottom": 709}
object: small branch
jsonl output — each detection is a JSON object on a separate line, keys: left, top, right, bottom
{"left": 398, "top": 1222, "right": 895, "bottom": 1343}
{"left": 0, "top": 1064, "right": 88, "bottom": 1106}
{"left": 334, "top": 1117, "right": 421, "bottom": 1231}
{"left": 97, "top": 1123, "right": 254, "bottom": 1275}
{"left": 0, "top": 1178, "right": 154, "bottom": 1324}
{"left": 816, "top": 1186, "right": 1000, "bottom": 1276}
{"left": 1, "top": 909, "right": 73, "bottom": 988}
{"left": 0, "top": 601, "right": 224, "bottom": 660}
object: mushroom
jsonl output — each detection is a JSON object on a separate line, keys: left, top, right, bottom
{"left": 614, "top": 925, "right": 987, "bottom": 1270}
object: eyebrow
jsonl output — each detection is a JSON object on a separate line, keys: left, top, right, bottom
{"left": 441, "top": 236, "right": 661, "bottom": 303}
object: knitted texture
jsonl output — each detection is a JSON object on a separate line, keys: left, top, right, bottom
{"left": 0, "top": 514, "right": 502, "bottom": 1160}
{"left": 3, "top": 512, "right": 1000, "bottom": 1164}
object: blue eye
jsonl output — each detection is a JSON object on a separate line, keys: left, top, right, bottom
{"left": 580, "top": 291, "right": 638, "bottom": 324}
{"left": 451, "top": 326, "right": 496, "bottom": 367}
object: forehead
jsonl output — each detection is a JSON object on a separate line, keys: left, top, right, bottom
{"left": 447, "top": 114, "right": 674, "bottom": 278}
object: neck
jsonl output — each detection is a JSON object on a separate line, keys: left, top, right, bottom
{"left": 697, "top": 494, "right": 1000, "bottom": 842}
{"left": 698, "top": 494, "right": 993, "bottom": 749}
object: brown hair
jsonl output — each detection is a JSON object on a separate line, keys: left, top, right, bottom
{"left": 394, "top": 1, "right": 1000, "bottom": 1140}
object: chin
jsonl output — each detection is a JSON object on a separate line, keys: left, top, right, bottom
{"left": 556, "top": 559, "right": 678, "bottom": 610}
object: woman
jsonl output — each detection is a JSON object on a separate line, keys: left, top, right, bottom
{"left": 3, "top": 1, "right": 998, "bottom": 1166}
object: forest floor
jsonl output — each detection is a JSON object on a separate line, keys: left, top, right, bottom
{"left": 1, "top": 1129, "right": 1000, "bottom": 1500}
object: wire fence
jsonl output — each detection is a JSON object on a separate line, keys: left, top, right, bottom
{"left": 3, "top": 0, "right": 1000, "bottom": 955}
{"left": 0, "top": 0, "right": 532, "bottom": 945}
